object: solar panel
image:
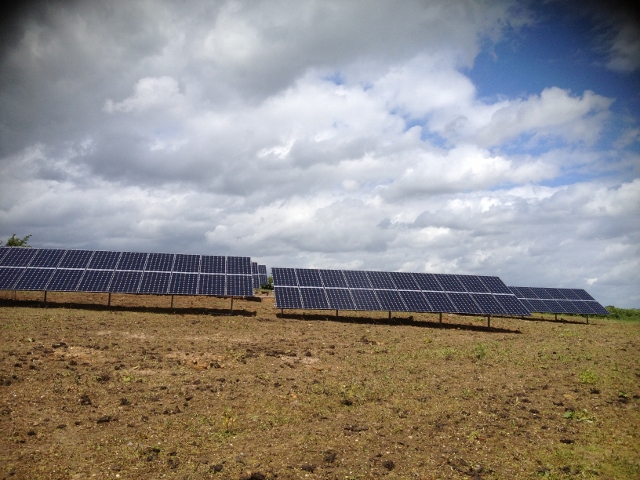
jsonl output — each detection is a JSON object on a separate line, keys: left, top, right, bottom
{"left": 0, "top": 248, "right": 37, "bottom": 266}
{"left": 351, "top": 289, "right": 380, "bottom": 311}
{"left": 145, "top": 253, "right": 174, "bottom": 272}
{"left": 227, "top": 256, "right": 251, "bottom": 275}
{"left": 325, "top": 288, "right": 355, "bottom": 310}
{"left": 412, "top": 273, "right": 444, "bottom": 291}
{"left": 58, "top": 249, "right": 93, "bottom": 269}
{"left": 226, "top": 275, "right": 254, "bottom": 296}
{"left": 375, "top": 289, "right": 408, "bottom": 311}
{"left": 168, "top": 273, "right": 199, "bottom": 295}
{"left": 300, "top": 287, "right": 330, "bottom": 309}
{"left": 399, "top": 290, "right": 432, "bottom": 312}
{"left": 117, "top": 252, "right": 148, "bottom": 271}
{"left": 389, "top": 272, "right": 419, "bottom": 290}
{"left": 13, "top": 268, "right": 54, "bottom": 290}
{"left": 422, "top": 291, "right": 456, "bottom": 312}
{"left": 344, "top": 270, "right": 371, "bottom": 289}
{"left": 367, "top": 271, "right": 396, "bottom": 289}
{"left": 0, "top": 267, "right": 25, "bottom": 289}
{"left": 478, "top": 276, "right": 512, "bottom": 294}
{"left": 199, "top": 274, "right": 225, "bottom": 296}
{"left": 274, "top": 286, "right": 303, "bottom": 309}
{"left": 296, "top": 269, "right": 323, "bottom": 287}
{"left": 30, "top": 249, "right": 66, "bottom": 268}
{"left": 494, "top": 295, "right": 530, "bottom": 316}
{"left": 509, "top": 285, "right": 608, "bottom": 316}
{"left": 110, "top": 271, "right": 142, "bottom": 293}
{"left": 88, "top": 250, "right": 121, "bottom": 270}
{"left": 139, "top": 272, "right": 171, "bottom": 294}
{"left": 0, "top": 248, "right": 9, "bottom": 263}
{"left": 272, "top": 268, "right": 297, "bottom": 286}
{"left": 78, "top": 270, "right": 114, "bottom": 292}
{"left": 436, "top": 274, "right": 466, "bottom": 292}
{"left": 46, "top": 269, "right": 84, "bottom": 291}
{"left": 447, "top": 292, "right": 481, "bottom": 314}
{"left": 173, "top": 254, "right": 200, "bottom": 273}
{"left": 201, "top": 255, "right": 226, "bottom": 274}
{"left": 469, "top": 293, "right": 505, "bottom": 315}
{"left": 258, "top": 264, "right": 268, "bottom": 286}
{"left": 319, "top": 269, "right": 348, "bottom": 288}
{"left": 458, "top": 275, "right": 490, "bottom": 293}
{"left": 251, "top": 262, "right": 260, "bottom": 289}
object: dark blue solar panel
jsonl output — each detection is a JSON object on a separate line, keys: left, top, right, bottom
{"left": 300, "top": 287, "right": 330, "bottom": 309}
{"left": 0, "top": 267, "right": 25, "bottom": 289}
{"left": 0, "top": 248, "right": 8, "bottom": 263}
{"left": 201, "top": 255, "right": 226, "bottom": 274}
{"left": 518, "top": 286, "right": 539, "bottom": 299}
{"left": 413, "top": 273, "right": 444, "bottom": 291}
{"left": 479, "top": 276, "right": 512, "bottom": 294}
{"left": 375, "top": 289, "right": 408, "bottom": 311}
{"left": 508, "top": 286, "right": 525, "bottom": 298}
{"left": 77, "top": 270, "right": 114, "bottom": 292}
{"left": 0, "top": 248, "right": 37, "bottom": 266}
{"left": 559, "top": 300, "right": 582, "bottom": 314}
{"left": 258, "top": 265, "right": 268, "bottom": 286}
{"left": 145, "top": 253, "right": 174, "bottom": 272}
{"left": 173, "top": 254, "right": 200, "bottom": 273}
{"left": 47, "top": 269, "right": 84, "bottom": 291}
{"left": 436, "top": 274, "right": 466, "bottom": 292}
{"left": 366, "top": 271, "right": 396, "bottom": 289}
{"left": 458, "top": 276, "right": 490, "bottom": 293}
{"left": 544, "top": 288, "right": 564, "bottom": 299}
{"left": 545, "top": 299, "right": 569, "bottom": 313}
{"left": 587, "top": 302, "right": 609, "bottom": 315}
{"left": 199, "top": 274, "right": 225, "bottom": 296}
{"left": 530, "top": 287, "right": 552, "bottom": 300}
{"left": 422, "top": 292, "right": 455, "bottom": 312}
{"left": 13, "top": 268, "right": 54, "bottom": 290}
{"left": 325, "top": 288, "right": 355, "bottom": 310}
{"left": 556, "top": 288, "right": 581, "bottom": 300}
{"left": 296, "top": 269, "right": 323, "bottom": 287}
{"left": 574, "top": 289, "right": 595, "bottom": 301}
{"left": 226, "top": 275, "right": 253, "bottom": 296}
{"left": 350, "top": 289, "right": 380, "bottom": 310}
{"left": 447, "top": 292, "right": 480, "bottom": 314}
{"left": 272, "top": 268, "right": 297, "bottom": 286}
{"left": 168, "top": 273, "right": 199, "bottom": 295}
{"left": 30, "top": 249, "right": 66, "bottom": 268}
{"left": 110, "top": 271, "right": 142, "bottom": 293}
{"left": 117, "top": 252, "right": 148, "bottom": 271}
{"left": 58, "top": 250, "right": 93, "bottom": 268}
{"left": 227, "top": 256, "right": 252, "bottom": 275}
{"left": 526, "top": 299, "right": 549, "bottom": 312}
{"left": 399, "top": 290, "right": 432, "bottom": 312}
{"left": 389, "top": 272, "right": 419, "bottom": 290}
{"left": 88, "top": 251, "right": 121, "bottom": 270}
{"left": 469, "top": 294, "right": 505, "bottom": 315}
{"left": 319, "top": 269, "right": 348, "bottom": 288}
{"left": 494, "top": 295, "right": 530, "bottom": 316}
{"left": 139, "top": 272, "right": 171, "bottom": 294}
{"left": 275, "top": 286, "right": 303, "bottom": 309}
{"left": 343, "top": 270, "right": 371, "bottom": 289}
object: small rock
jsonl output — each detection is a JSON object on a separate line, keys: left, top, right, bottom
{"left": 382, "top": 460, "right": 395, "bottom": 470}
{"left": 97, "top": 415, "right": 112, "bottom": 424}
{"left": 301, "top": 463, "right": 315, "bottom": 472}
{"left": 167, "top": 457, "right": 180, "bottom": 469}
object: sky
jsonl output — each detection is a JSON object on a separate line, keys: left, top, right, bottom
{"left": 0, "top": 0, "right": 639, "bottom": 308}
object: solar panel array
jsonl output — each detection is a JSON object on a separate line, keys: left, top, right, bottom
{"left": 251, "top": 262, "right": 269, "bottom": 289}
{"left": 508, "top": 286, "right": 609, "bottom": 315}
{"left": 272, "top": 267, "right": 530, "bottom": 316}
{"left": 0, "top": 247, "right": 254, "bottom": 297}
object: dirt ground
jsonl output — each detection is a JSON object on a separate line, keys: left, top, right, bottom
{"left": 0, "top": 291, "right": 638, "bottom": 479}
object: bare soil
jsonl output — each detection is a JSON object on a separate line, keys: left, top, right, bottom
{"left": 0, "top": 291, "right": 638, "bottom": 479}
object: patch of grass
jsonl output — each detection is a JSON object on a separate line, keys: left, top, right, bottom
{"left": 604, "top": 306, "right": 640, "bottom": 322}
{"left": 579, "top": 369, "right": 599, "bottom": 385}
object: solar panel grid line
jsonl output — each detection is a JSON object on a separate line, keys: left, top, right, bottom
{"left": 447, "top": 292, "right": 481, "bottom": 314}
{"left": 58, "top": 249, "right": 94, "bottom": 269}
{"left": 458, "top": 275, "right": 491, "bottom": 293}
{"left": 226, "top": 274, "right": 254, "bottom": 296}
{"left": 116, "top": 252, "right": 148, "bottom": 271}
{"left": 274, "top": 286, "right": 303, "bottom": 309}
{"left": 88, "top": 250, "right": 121, "bottom": 270}
{"left": 272, "top": 267, "right": 297, "bottom": 286}
{"left": 31, "top": 249, "right": 66, "bottom": 268}
{"left": 138, "top": 272, "right": 171, "bottom": 294}
{"left": 173, "top": 254, "right": 200, "bottom": 273}
{"left": 199, "top": 274, "right": 225, "bottom": 296}
{"left": 0, "top": 248, "right": 37, "bottom": 266}
{"left": 0, "top": 267, "right": 26, "bottom": 289}
{"left": 389, "top": 272, "right": 419, "bottom": 290}
{"left": 366, "top": 271, "right": 396, "bottom": 289}
{"left": 478, "top": 276, "right": 512, "bottom": 294}
{"left": 318, "top": 269, "right": 348, "bottom": 288}
{"left": 46, "top": 269, "right": 85, "bottom": 292}
{"left": 325, "top": 287, "right": 356, "bottom": 310}
{"left": 78, "top": 270, "right": 115, "bottom": 292}
{"left": 109, "top": 270, "right": 143, "bottom": 293}
{"left": 296, "top": 268, "right": 323, "bottom": 287}
{"left": 469, "top": 293, "right": 506, "bottom": 315}
{"left": 436, "top": 274, "right": 467, "bottom": 293}
{"left": 412, "top": 273, "right": 444, "bottom": 291}
{"left": 398, "top": 290, "right": 432, "bottom": 312}
{"left": 299, "top": 287, "right": 330, "bottom": 309}
{"left": 168, "top": 272, "right": 199, "bottom": 295}
{"left": 0, "top": 248, "right": 10, "bottom": 263}
{"left": 350, "top": 289, "right": 380, "bottom": 311}
{"left": 13, "top": 268, "right": 55, "bottom": 291}
{"left": 145, "top": 252, "right": 175, "bottom": 272}
{"left": 493, "top": 294, "right": 530, "bottom": 316}
{"left": 375, "top": 289, "right": 409, "bottom": 311}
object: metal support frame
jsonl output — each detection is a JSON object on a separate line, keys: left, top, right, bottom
{"left": 230, "top": 297, "right": 234, "bottom": 314}
{"left": 487, "top": 315, "right": 491, "bottom": 328}
{"left": 439, "top": 312, "right": 442, "bottom": 324}
{"left": 43, "top": 290, "right": 47, "bottom": 305}
{"left": 108, "top": 292, "right": 111, "bottom": 307}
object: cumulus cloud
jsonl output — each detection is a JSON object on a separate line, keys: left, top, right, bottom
{"left": 0, "top": 0, "right": 638, "bottom": 307}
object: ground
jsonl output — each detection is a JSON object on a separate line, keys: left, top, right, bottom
{"left": 0, "top": 291, "right": 638, "bottom": 479}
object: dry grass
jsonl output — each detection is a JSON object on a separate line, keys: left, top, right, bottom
{"left": 0, "top": 291, "right": 638, "bottom": 479}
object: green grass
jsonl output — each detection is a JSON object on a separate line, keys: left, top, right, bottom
{"left": 604, "top": 306, "right": 640, "bottom": 322}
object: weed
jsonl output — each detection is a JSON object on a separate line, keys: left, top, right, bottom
{"left": 221, "top": 407, "right": 237, "bottom": 433}
{"left": 579, "top": 369, "right": 599, "bottom": 385}
{"left": 473, "top": 343, "right": 488, "bottom": 360}
{"left": 563, "top": 409, "right": 595, "bottom": 422}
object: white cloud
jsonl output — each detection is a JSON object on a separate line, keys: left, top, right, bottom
{"left": 103, "top": 76, "right": 183, "bottom": 113}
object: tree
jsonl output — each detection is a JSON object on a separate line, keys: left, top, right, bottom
{"left": 4, "top": 234, "right": 32, "bottom": 247}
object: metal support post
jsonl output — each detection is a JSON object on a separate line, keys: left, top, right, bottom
{"left": 439, "top": 312, "right": 442, "bottom": 324}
